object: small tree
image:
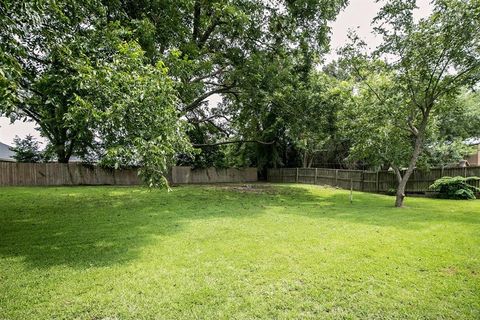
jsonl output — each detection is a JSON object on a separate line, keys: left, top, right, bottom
{"left": 343, "top": 0, "right": 480, "bottom": 207}
{"left": 10, "top": 135, "right": 42, "bottom": 163}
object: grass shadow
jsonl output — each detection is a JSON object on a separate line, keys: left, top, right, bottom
{"left": 0, "top": 185, "right": 265, "bottom": 270}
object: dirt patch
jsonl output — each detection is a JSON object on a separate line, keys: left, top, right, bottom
{"left": 441, "top": 266, "right": 458, "bottom": 275}
{"left": 211, "top": 184, "right": 279, "bottom": 194}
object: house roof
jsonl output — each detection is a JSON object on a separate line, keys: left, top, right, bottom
{"left": 0, "top": 142, "right": 15, "bottom": 162}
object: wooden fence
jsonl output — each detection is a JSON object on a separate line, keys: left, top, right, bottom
{"left": 0, "top": 162, "right": 141, "bottom": 186}
{"left": 171, "top": 166, "right": 257, "bottom": 184}
{"left": 0, "top": 163, "right": 258, "bottom": 186}
{"left": 267, "top": 166, "right": 480, "bottom": 193}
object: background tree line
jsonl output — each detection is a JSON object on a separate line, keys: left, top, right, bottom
{"left": 1, "top": 0, "right": 479, "bottom": 205}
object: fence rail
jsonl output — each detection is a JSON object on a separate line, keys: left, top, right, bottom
{"left": 0, "top": 163, "right": 258, "bottom": 186}
{"left": 267, "top": 166, "right": 480, "bottom": 193}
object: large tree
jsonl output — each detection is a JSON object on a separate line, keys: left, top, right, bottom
{"left": 343, "top": 0, "right": 480, "bottom": 207}
{"left": 104, "top": 0, "right": 348, "bottom": 146}
{"left": 0, "top": 1, "right": 190, "bottom": 186}
{"left": 0, "top": 1, "right": 113, "bottom": 162}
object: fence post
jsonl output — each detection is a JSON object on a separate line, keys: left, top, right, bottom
{"left": 350, "top": 178, "right": 353, "bottom": 204}
{"left": 361, "top": 171, "right": 364, "bottom": 192}
{"left": 314, "top": 168, "right": 318, "bottom": 185}
{"left": 335, "top": 169, "right": 338, "bottom": 186}
{"left": 296, "top": 168, "right": 299, "bottom": 183}
{"left": 376, "top": 171, "right": 379, "bottom": 192}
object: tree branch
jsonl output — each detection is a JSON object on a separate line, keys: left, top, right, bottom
{"left": 183, "top": 84, "right": 236, "bottom": 112}
{"left": 192, "top": 139, "right": 276, "bottom": 147}
{"left": 192, "top": 0, "right": 201, "bottom": 42}
{"left": 351, "top": 63, "right": 386, "bottom": 104}
{"left": 391, "top": 164, "right": 403, "bottom": 184}
{"left": 189, "top": 68, "right": 225, "bottom": 83}
{"left": 198, "top": 19, "right": 220, "bottom": 49}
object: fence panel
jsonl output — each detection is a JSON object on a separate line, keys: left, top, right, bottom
{"left": 267, "top": 166, "right": 480, "bottom": 194}
{"left": 315, "top": 168, "right": 336, "bottom": 186}
{"left": 0, "top": 164, "right": 258, "bottom": 186}
{"left": 298, "top": 168, "right": 315, "bottom": 184}
{"left": 362, "top": 171, "right": 378, "bottom": 192}
{"left": 0, "top": 162, "right": 141, "bottom": 186}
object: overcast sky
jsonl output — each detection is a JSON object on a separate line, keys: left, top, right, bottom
{"left": 0, "top": 0, "right": 433, "bottom": 146}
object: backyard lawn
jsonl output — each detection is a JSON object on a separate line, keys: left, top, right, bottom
{"left": 0, "top": 184, "right": 479, "bottom": 319}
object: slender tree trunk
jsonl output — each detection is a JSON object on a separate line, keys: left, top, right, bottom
{"left": 394, "top": 132, "right": 425, "bottom": 207}
{"left": 308, "top": 155, "right": 314, "bottom": 168}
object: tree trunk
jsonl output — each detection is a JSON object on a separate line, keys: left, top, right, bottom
{"left": 394, "top": 132, "right": 425, "bottom": 207}
{"left": 395, "top": 178, "right": 407, "bottom": 207}
{"left": 308, "top": 155, "right": 314, "bottom": 168}
{"left": 55, "top": 143, "right": 70, "bottom": 163}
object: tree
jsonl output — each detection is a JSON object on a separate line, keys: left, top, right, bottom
{"left": 10, "top": 135, "right": 42, "bottom": 163}
{"left": 69, "top": 41, "right": 191, "bottom": 188}
{"left": 103, "top": 0, "right": 347, "bottom": 146}
{"left": 436, "top": 89, "right": 480, "bottom": 141}
{"left": 343, "top": 0, "right": 480, "bottom": 207}
{"left": 282, "top": 72, "right": 350, "bottom": 168}
{"left": 0, "top": 2, "right": 190, "bottom": 186}
{"left": 0, "top": 1, "right": 105, "bottom": 162}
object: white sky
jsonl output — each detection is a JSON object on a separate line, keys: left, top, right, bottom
{"left": 0, "top": 0, "right": 433, "bottom": 146}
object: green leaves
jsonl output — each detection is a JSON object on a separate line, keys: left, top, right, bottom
{"left": 9, "top": 135, "right": 43, "bottom": 163}
{"left": 429, "top": 176, "right": 480, "bottom": 199}
{"left": 1, "top": 0, "right": 349, "bottom": 184}
{"left": 342, "top": 0, "right": 480, "bottom": 171}
{"left": 69, "top": 40, "right": 191, "bottom": 187}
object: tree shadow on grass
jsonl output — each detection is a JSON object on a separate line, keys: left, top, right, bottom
{"left": 0, "top": 186, "right": 265, "bottom": 270}
{"left": 0, "top": 184, "right": 478, "bottom": 270}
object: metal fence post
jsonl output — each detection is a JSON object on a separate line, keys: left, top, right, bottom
{"left": 314, "top": 168, "right": 318, "bottom": 185}
{"left": 296, "top": 168, "right": 299, "bottom": 183}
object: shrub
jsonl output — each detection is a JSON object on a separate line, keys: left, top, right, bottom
{"left": 429, "top": 176, "right": 480, "bottom": 200}
{"left": 386, "top": 188, "right": 397, "bottom": 196}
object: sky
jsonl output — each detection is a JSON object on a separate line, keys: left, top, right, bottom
{"left": 0, "top": 0, "right": 433, "bottom": 146}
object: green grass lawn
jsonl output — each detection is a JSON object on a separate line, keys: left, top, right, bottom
{"left": 0, "top": 184, "right": 479, "bottom": 319}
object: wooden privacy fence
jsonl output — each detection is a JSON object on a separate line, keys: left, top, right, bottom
{"left": 267, "top": 166, "right": 480, "bottom": 193}
{"left": 0, "top": 162, "right": 141, "bottom": 186}
{"left": 171, "top": 166, "right": 257, "bottom": 184}
{"left": 0, "top": 163, "right": 258, "bottom": 186}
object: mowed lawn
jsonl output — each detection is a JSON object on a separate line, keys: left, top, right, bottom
{"left": 0, "top": 184, "right": 479, "bottom": 319}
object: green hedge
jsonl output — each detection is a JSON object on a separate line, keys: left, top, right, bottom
{"left": 429, "top": 176, "right": 480, "bottom": 200}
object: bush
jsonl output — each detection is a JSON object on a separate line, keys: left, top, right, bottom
{"left": 429, "top": 176, "right": 480, "bottom": 200}
{"left": 386, "top": 188, "right": 397, "bottom": 196}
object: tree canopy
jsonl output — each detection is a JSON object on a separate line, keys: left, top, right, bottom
{"left": 0, "top": 0, "right": 347, "bottom": 184}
